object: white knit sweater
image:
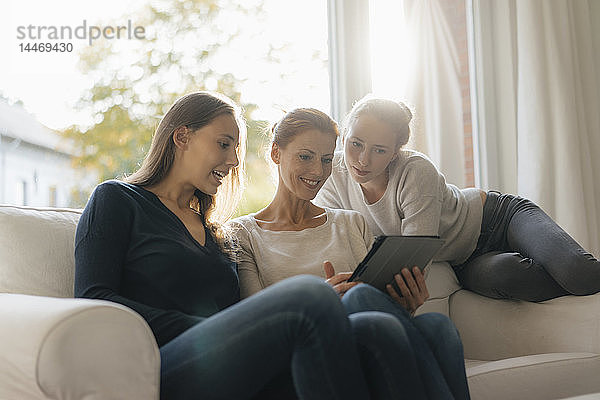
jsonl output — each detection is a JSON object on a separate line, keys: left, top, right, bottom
{"left": 315, "top": 150, "right": 483, "bottom": 265}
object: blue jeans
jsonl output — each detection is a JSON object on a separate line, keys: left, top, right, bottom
{"left": 455, "top": 192, "right": 600, "bottom": 301}
{"left": 160, "top": 275, "right": 431, "bottom": 399}
{"left": 349, "top": 311, "right": 427, "bottom": 399}
{"left": 252, "top": 310, "right": 429, "bottom": 400}
{"left": 254, "top": 311, "right": 431, "bottom": 400}
{"left": 343, "top": 284, "right": 471, "bottom": 400}
{"left": 160, "top": 275, "right": 371, "bottom": 400}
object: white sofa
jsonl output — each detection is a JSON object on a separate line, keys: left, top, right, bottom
{"left": 419, "top": 264, "right": 600, "bottom": 399}
{"left": 0, "top": 205, "right": 159, "bottom": 400}
{"left": 1, "top": 204, "right": 599, "bottom": 399}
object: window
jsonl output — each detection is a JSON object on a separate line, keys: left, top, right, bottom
{"left": 16, "top": 180, "right": 27, "bottom": 206}
{"left": 367, "top": 0, "right": 475, "bottom": 186}
{"left": 49, "top": 185, "right": 57, "bottom": 207}
{"left": 369, "top": 0, "right": 412, "bottom": 98}
{"left": 2, "top": 0, "right": 331, "bottom": 213}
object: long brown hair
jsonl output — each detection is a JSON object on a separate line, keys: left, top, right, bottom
{"left": 125, "top": 91, "right": 246, "bottom": 254}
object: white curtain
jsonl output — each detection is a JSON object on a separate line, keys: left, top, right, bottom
{"left": 404, "top": 0, "right": 466, "bottom": 187}
{"left": 471, "top": 0, "right": 600, "bottom": 256}
{"left": 327, "top": 0, "right": 372, "bottom": 122}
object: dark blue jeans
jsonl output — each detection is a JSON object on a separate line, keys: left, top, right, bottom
{"left": 252, "top": 310, "right": 430, "bottom": 400}
{"left": 343, "top": 284, "right": 471, "bottom": 400}
{"left": 160, "top": 275, "right": 432, "bottom": 399}
{"left": 455, "top": 192, "right": 600, "bottom": 301}
{"left": 349, "top": 311, "right": 427, "bottom": 400}
{"left": 159, "top": 275, "right": 371, "bottom": 400}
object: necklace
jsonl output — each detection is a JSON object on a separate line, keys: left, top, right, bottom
{"left": 189, "top": 207, "right": 203, "bottom": 217}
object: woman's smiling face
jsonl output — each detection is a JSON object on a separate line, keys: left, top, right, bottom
{"left": 273, "top": 128, "right": 336, "bottom": 200}
{"left": 183, "top": 113, "right": 240, "bottom": 195}
{"left": 343, "top": 114, "right": 398, "bottom": 185}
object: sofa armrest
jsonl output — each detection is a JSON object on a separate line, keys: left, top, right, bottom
{"left": 0, "top": 294, "right": 160, "bottom": 400}
{"left": 449, "top": 289, "right": 600, "bottom": 360}
{"left": 415, "top": 262, "right": 463, "bottom": 317}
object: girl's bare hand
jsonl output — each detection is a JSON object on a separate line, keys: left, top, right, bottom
{"left": 324, "top": 261, "right": 360, "bottom": 296}
{"left": 386, "top": 266, "right": 429, "bottom": 315}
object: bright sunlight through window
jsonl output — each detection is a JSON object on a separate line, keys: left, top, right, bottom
{"left": 369, "top": 0, "right": 414, "bottom": 100}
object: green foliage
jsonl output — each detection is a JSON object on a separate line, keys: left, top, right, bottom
{"left": 68, "top": 186, "right": 93, "bottom": 209}
{"left": 62, "top": 105, "right": 154, "bottom": 181}
{"left": 61, "top": 0, "right": 275, "bottom": 213}
{"left": 236, "top": 119, "right": 276, "bottom": 216}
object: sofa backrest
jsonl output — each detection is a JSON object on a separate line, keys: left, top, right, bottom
{"left": 0, "top": 205, "right": 82, "bottom": 298}
{"left": 0, "top": 203, "right": 464, "bottom": 302}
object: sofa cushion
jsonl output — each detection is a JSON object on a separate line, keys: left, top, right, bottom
{"left": 415, "top": 261, "right": 462, "bottom": 317}
{"left": 0, "top": 205, "right": 82, "bottom": 297}
{"left": 450, "top": 289, "right": 600, "bottom": 360}
{"left": 424, "top": 261, "right": 462, "bottom": 299}
{"left": 466, "top": 353, "right": 600, "bottom": 400}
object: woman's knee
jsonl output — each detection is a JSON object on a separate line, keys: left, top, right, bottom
{"left": 275, "top": 274, "right": 344, "bottom": 316}
{"left": 343, "top": 283, "right": 386, "bottom": 312}
{"left": 461, "top": 252, "right": 541, "bottom": 296}
{"left": 414, "top": 313, "right": 460, "bottom": 340}
{"left": 486, "top": 252, "right": 531, "bottom": 288}
{"left": 349, "top": 312, "right": 410, "bottom": 347}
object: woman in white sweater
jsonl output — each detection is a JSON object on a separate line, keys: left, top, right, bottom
{"left": 315, "top": 95, "right": 600, "bottom": 302}
{"left": 231, "top": 108, "right": 470, "bottom": 400}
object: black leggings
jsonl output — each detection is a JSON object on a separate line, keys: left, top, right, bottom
{"left": 454, "top": 191, "right": 600, "bottom": 301}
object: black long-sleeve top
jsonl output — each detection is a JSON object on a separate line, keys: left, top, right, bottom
{"left": 74, "top": 180, "right": 240, "bottom": 347}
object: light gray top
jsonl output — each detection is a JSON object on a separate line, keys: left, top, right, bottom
{"left": 229, "top": 208, "right": 374, "bottom": 299}
{"left": 314, "top": 150, "right": 483, "bottom": 265}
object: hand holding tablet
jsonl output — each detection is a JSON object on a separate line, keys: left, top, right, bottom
{"left": 385, "top": 266, "right": 430, "bottom": 315}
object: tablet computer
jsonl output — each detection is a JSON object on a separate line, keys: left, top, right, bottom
{"left": 348, "top": 235, "right": 445, "bottom": 291}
